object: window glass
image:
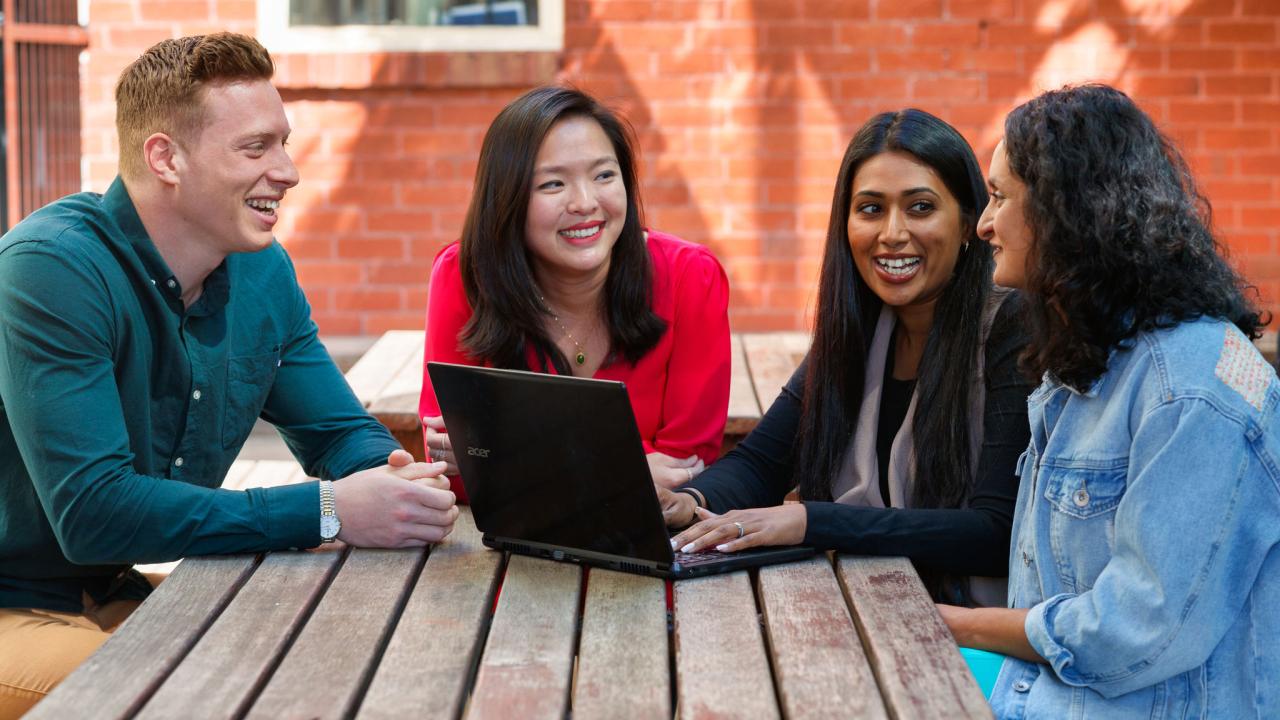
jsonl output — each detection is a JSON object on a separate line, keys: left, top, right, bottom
{"left": 289, "top": 0, "right": 538, "bottom": 27}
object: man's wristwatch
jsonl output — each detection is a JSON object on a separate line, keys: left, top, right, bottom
{"left": 319, "top": 480, "right": 341, "bottom": 543}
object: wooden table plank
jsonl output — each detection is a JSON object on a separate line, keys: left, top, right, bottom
{"left": 244, "top": 547, "right": 429, "bottom": 719}
{"left": 366, "top": 338, "right": 424, "bottom": 431}
{"left": 837, "top": 556, "right": 991, "bottom": 719}
{"left": 27, "top": 554, "right": 258, "bottom": 720}
{"left": 758, "top": 556, "right": 887, "bottom": 720}
{"left": 673, "top": 571, "right": 780, "bottom": 720}
{"left": 742, "top": 332, "right": 810, "bottom": 411}
{"left": 355, "top": 330, "right": 777, "bottom": 456}
{"left": 218, "top": 459, "right": 256, "bottom": 490}
{"left": 344, "top": 329, "right": 422, "bottom": 408}
{"left": 357, "top": 509, "right": 502, "bottom": 719}
{"left": 467, "top": 555, "right": 582, "bottom": 720}
{"left": 229, "top": 460, "right": 306, "bottom": 491}
{"left": 573, "top": 569, "right": 670, "bottom": 720}
{"left": 134, "top": 547, "right": 345, "bottom": 720}
{"left": 725, "top": 334, "right": 761, "bottom": 437}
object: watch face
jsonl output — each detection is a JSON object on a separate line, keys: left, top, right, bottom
{"left": 320, "top": 514, "right": 341, "bottom": 540}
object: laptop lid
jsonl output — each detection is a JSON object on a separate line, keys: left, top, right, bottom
{"left": 427, "top": 362, "right": 676, "bottom": 566}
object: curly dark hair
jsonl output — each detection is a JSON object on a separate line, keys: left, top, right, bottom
{"left": 1004, "top": 84, "right": 1265, "bottom": 390}
{"left": 457, "top": 86, "right": 665, "bottom": 373}
{"left": 796, "top": 109, "right": 992, "bottom": 511}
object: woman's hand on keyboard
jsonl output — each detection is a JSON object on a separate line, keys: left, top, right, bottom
{"left": 669, "top": 504, "right": 807, "bottom": 554}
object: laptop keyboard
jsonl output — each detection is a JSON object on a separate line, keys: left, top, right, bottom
{"left": 674, "top": 550, "right": 729, "bottom": 567}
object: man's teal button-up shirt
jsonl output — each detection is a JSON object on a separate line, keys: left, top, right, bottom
{"left": 0, "top": 178, "right": 399, "bottom": 611}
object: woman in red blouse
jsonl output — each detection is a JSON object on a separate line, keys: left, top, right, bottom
{"left": 418, "top": 86, "right": 731, "bottom": 502}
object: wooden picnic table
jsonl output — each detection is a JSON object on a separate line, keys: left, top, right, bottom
{"left": 345, "top": 330, "right": 811, "bottom": 459}
{"left": 31, "top": 461, "right": 989, "bottom": 720}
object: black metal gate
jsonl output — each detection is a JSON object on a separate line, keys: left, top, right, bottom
{"left": 0, "top": 0, "right": 86, "bottom": 232}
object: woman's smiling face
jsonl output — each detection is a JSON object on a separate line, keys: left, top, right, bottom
{"left": 977, "top": 140, "right": 1034, "bottom": 290}
{"left": 523, "top": 115, "right": 627, "bottom": 281}
{"left": 846, "top": 151, "right": 967, "bottom": 310}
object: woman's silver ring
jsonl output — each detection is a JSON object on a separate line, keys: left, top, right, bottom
{"left": 733, "top": 521, "right": 745, "bottom": 539}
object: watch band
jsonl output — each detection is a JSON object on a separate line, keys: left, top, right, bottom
{"left": 319, "top": 480, "right": 340, "bottom": 543}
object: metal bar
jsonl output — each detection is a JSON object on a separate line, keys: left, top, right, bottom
{"left": 66, "top": 46, "right": 80, "bottom": 194}
{"left": 21, "top": 42, "right": 33, "bottom": 217}
{"left": 36, "top": 41, "right": 46, "bottom": 209}
{"left": 4, "top": 0, "right": 21, "bottom": 228}
{"left": 4, "top": 23, "right": 89, "bottom": 47}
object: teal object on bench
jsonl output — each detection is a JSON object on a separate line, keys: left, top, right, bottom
{"left": 959, "top": 647, "right": 1005, "bottom": 699}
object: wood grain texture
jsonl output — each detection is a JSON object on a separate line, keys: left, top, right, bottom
{"left": 467, "top": 554, "right": 582, "bottom": 720}
{"left": 244, "top": 547, "right": 428, "bottom": 720}
{"left": 673, "top": 571, "right": 780, "bottom": 720}
{"left": 26, "top": 554, "right": 257, "bottom": 720}
{"left": 134, "top": 547, "right": 345, "bottom": 719}
{"left": 218, "top": 459, "right": 256, "bottom": 490}
{"left": 235, "top": 460, "right": 306, "bottom": 490}
{"left": 366, "top": 335, "right": 424, "bottom": 431}
{"left": 573, "top": 568, "right": 670, "bottom": 720}
{"left": 742, "top": 332, "right": 810, "bottom": 410}
{"left": 725, "top": 333, "right": 762, "bottom": 436}
{"left": 837, "top": 556, "right": 991, "bottom": 719}
{"left": 758, "top": 556, "right": 887, "bottom": 720}
{"left": 344, "top": 329, "right": 422, "bottom": 408}
{"left": 357, "top": 509, "right": 502, "bottom": 719}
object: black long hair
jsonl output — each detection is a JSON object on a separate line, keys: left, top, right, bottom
{"left": 457, "top": 86, "right": 666, "bottom": 373}
{"left": 795, "top": 109, "right": 992, "bottom": 511}
{"left": 1004, "top": 84, "right": 1264, "bottom": 391}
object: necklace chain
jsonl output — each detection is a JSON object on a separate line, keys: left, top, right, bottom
{"left": 539, "top": 294, "right": 587, "bottom": 366}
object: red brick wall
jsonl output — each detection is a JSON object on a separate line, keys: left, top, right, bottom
{"left": 82, "top": 0, "right": 1280, "bottom": 334}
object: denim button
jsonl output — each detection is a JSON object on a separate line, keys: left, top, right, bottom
{"left": 1013, "top": 680, "right": 1031, "bottom": 693}
{"left": 1073, "top": 489, "right": 1090, "bottom": 507}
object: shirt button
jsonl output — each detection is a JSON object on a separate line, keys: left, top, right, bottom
{"left": 192, "top": 389, "right": 202, "bottom": 400}
{"left": 166, "top": 279, "right": 177, "bottom": 289}
{"left": 1013, "top": 680, "right": 1031, "bottom": 693}
{"left": 174, "top": 457, "right": 184, "bottom": 468}
{"left": 1073, "top": 489, "right": 1090, "bottom": 507}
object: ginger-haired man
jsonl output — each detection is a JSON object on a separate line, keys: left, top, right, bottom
{"left": 0, "top": 33, "right": 456, "bottom": 717}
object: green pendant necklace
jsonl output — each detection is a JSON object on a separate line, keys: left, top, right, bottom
{"left": 540, "top": 295, "right": 587, "bottom": 366}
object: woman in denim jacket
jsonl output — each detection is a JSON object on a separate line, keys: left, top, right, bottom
{"left": 939, "top": 84, "right": 1280, "bottom": 718}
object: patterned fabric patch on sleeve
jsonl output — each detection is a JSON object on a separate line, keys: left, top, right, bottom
{"left": 1215, "top": 328, "right": 1272, "bottom": 411}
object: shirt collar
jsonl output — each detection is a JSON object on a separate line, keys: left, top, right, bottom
{"left": 1033, "top": 350, "right": 1119, "bottom": 404}
{"left": 103, "top": 176, "right": 231, "bottom": 315}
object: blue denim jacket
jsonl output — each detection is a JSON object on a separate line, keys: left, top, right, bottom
{"left": 991, "top": 318, "right": 1280, "bottom": 719}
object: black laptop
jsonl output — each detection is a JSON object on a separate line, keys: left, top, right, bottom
{"left": 427, "top": 362, "right": 815, "bottom": 579}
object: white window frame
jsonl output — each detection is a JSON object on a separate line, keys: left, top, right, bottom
{"left": 256, "top": 0, "right": 564, "bottom": 54}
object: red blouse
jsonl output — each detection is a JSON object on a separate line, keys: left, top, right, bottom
{"left": 419, "top": 230, "right": 731, "bottom": 502}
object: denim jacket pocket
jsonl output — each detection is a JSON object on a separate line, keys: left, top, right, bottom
{"left": 222, "top": 344, "right": 281, "bottom": 449}
{"left": 1042, "top": 464, "right": 1126, "bottom": 519}
{"left": 1042, "top": 463, "right": 1127, "bottom": 591}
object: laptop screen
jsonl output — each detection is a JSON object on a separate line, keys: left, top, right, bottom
{"left": 428, "top": 363, "right": 676, "bottom": 564}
